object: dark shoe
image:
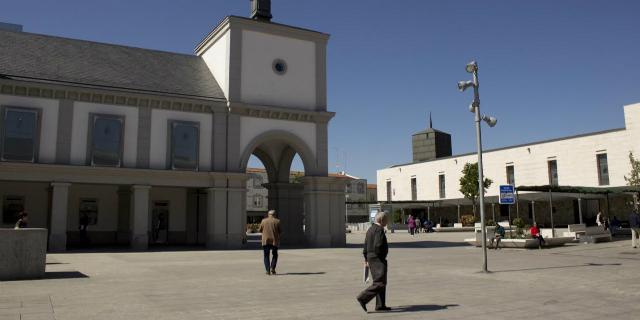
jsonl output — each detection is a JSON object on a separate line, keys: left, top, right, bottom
{"left": 375, "top": 306, "right": 392, "bottom": 312}
{"left": 266, "top": 271, "right": 271, "bottom": 275}
{"left": 357, "top": 299, "right": 367, "bottom": 312}
{"left": 270, "top": 269, "right": 276, "bottom": 275}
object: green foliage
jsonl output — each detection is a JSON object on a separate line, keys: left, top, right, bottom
{"left": 512, "top": 217, "right": 526, "bottom": 229}
{"left": 625, "top": 152, "right": 640, "bottom": 187}
{"left": 460, "top": 214, "right": 475, "bottom": 227}
{"left": 486, "top": 219, "right": 495, "bottom": 227}
{"left": 459, "top": 163, "right": 493, "bottom": 215}
{"left": 290, "top": 172, "right": 304, "bottom": 184}
{"left": 392, "top": 209, "right": 403, "bottom": 224}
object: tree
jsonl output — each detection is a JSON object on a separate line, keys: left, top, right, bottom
{"left": 459, "top": 162, "right": 493, "bottom": 218}
{"left": 624, "top": 152, "right": 640, "bottom": 209}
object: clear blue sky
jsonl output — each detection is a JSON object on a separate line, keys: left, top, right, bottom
{"left": 3, "top": 1, "right": 639, "bottom": 182}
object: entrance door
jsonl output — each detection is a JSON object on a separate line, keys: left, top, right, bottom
{"left": 152, "top": 201, "right": 169, "bottom": 244}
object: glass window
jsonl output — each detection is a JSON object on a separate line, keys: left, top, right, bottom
{"left": 79, "top": 199, "right": 98, "bottom": 226}
{"left": 386, "top": 181, "right": 392, "bottom": 202}
{"left": 90, "top": 115, "right": 123, "bottom": 167}
{"left": 253, "top": 195, "right": 263, "bottom": 208}
{"left": 171, "top": 121, "right": 199, "bottom": 170}
{"left": 506, "top": 165, "right": 515, "bottom": 186}
{"left": 357, "top": 182, "right": 365, "bottom": 194}
{"left": 597, "top": 153, "right": 609, "bottom": 185}
{"left": 548, "top": 160, "right": 558, "bottom": 186}
{"left": 2, "top": 108, "right": 37, "bottom": 162}
{"left": 411, "top": 177, "right": 417, "bottom": 201}
{"left": 2, "top": 195, "right": 24, "bottom": 224}
{"left": 438, "top": 174, "right": 446, "bottom": 199}
{"left": 346, "top": 183, "right": 352, "bottom": 194}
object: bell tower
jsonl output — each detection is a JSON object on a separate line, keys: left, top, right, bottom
{"left": 251, "top": 0, "right": 273, "bottom": 22}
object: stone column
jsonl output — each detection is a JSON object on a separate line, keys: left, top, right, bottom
{"left": 130, "top": 185, "right": 151, "bottom": 250}
{"left": 49, "top": 182, "right": 71, "bottom": 252}
{"left": 265, "top": 182, "right": 305, "bottom": 246}
{"left": 206, "top": 176, "right": 248, "bottom": 249}
{"left": 303, "top": 176, "right": 347, "bottom": 248}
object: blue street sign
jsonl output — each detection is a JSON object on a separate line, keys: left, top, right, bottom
{"left": 499, "top": 185, "right": 515, "bottom": 204}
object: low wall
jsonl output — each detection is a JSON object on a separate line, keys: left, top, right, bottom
{"left": 0, "top": 228, "right": 47, "bottom": 280}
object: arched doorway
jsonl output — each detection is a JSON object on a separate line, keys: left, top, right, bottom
{"left": 240, "top": 132, "right": 314, "bottom": 246}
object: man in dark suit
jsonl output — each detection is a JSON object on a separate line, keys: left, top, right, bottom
{"left": 357, "top": 211, "right": 390, "bottom": 312}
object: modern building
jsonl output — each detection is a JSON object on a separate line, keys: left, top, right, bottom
{"left": 340, "top": 173, "right": 368, "bottom": 222}
{"left": 378, "top": 103, "right": 640, "bottom": 227}
{"left": 0, "top": 0, "right": 347, "bottom": 251}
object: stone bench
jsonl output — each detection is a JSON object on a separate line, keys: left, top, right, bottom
{"left": 0, "top": 228, "right": 47, "bottom": 280}
{"left": 464, "top": 236, "right": 574, "bottom": 249}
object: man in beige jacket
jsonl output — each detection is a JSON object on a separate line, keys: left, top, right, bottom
{"left": 259, "top": 210, "right": 282, "bottom": 275}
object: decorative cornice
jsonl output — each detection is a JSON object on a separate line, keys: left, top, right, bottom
{"left": 0, "top": 78, "right": 228, "bottom": 114}
{"left": 229, "top": 102, "right": 335, "bottom": 124}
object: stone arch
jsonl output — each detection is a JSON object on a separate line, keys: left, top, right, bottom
{"left": 238, "top": 129, "right": 319, "bottom": 179}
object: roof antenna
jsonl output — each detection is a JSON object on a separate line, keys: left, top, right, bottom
{"left": 429, "top": 112, "right": 433, "bottom": 129}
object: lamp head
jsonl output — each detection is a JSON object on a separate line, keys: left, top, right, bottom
{"left": 458, "top": 80, "right": 474, "bottom": 92}
{"left": 466, "top": 60, "right": 478, "bottom": 73}
{"left": 483, "top": 116, "right": 497, "bottom": 127}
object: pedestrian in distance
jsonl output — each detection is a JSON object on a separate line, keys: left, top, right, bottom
{"left": 596, "top": 211, "right": 604, "bottom": 227}
{"left": 357, "top": 211, "right": 391, "bottom": 313}
{"left": 407, "top": 215, "right": 416, "bottom": 236}
{"left": 79, "top": 212, "right": 90, "bottom": 245}
{"left": 628, "top": 209, "right": 640, "bottom": 248}
{"left": 14, "top": 211, "right": 28, "bottom": 229}
{"left": 259, "top": 210, "right": 282, "bottom": 275}
{"left": 530, "top": 223, "right": 545, "bottom": 249}
{"left": 415, "top": 217, "right": 421, "bottom": 234}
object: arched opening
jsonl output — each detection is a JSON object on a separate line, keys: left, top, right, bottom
{"left": 242, "top": 133, "right": 315, "bottom": 247}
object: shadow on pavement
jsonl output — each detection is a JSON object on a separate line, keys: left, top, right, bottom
{"left": 43, "top": 271, "right": 89, "bottom": 280}
{"left": 380, "top": 304, "right": 460, "bottom": 313}
{"left": 493, "top": 262, "right": 622, "bottom": 273}
{"left": 278, "top": 272, "right": 326, "bottom": 276}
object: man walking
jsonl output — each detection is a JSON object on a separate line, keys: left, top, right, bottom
{"left": 357, "top": 211, "right": 390, "bottom": 313}
{"left": 259, "top": 210, "right": 281, "bottom": 275}
{"left": 629, "top": 208, "right": 640, "bottom": 248}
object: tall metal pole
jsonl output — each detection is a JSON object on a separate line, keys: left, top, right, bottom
{"left": 578, "top": 197, "right": 583, "bottom": 224}
{"left": 472, "top": 68, "right": 488, "bottom": 273}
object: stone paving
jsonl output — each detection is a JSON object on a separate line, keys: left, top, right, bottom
{"left": 1, "top": 232, "right": 640, "bottom": 320}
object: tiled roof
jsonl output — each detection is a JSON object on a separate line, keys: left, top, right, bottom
{"left": 0, "top": 29, "right": 225, "bottom": 100}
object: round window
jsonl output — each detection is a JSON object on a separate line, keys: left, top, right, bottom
{"left": 272, "top": 59, "right": 287, "bottom": 75}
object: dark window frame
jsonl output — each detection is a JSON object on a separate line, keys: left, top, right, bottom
{"left": 548, "top": 159, "right": 559, "bottom": 186}
{"left": 386, "top": 180, "right": 392, "bottom": 202}
{"left": 506, "top": 165, "right": 515, "bottom": 186}
{"left": 438, "top": 174, "right": 446, "bottom": 199}
{"left": 78, "top": 198, "right": 99, "bottom": 226}
{"left": 596, "top": 153, "right": 609, "bottom": 186}
{"left": 87, "top": 113, "right": 125, "bottom": 167}
{"left": 168, "top": 120, "right": 200, "bottom": 171}
{"left": 410, "top": 177, "right": 417, "bottom": 201}
{"left": 0, "top": 106, "right": 42, "bottom": 163}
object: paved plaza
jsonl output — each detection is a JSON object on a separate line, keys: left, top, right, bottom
{"left": 1, "top": 232, "right": 640, "bottom": 320}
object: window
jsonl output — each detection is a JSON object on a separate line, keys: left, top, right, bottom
{"left": 89, "top": 114, "right": 123, "bottom": 167}
{"left": 253, "top": 195, "right": 263, "bottom": 208}
{"left": 2, "top": 195, "right": 24, "bottom": 224}
{"left": 597, "top": 153, "right": 609, "bottom": 185}
{"left": 357, "top": 182, "right": 365, "bottom": 194}
{"left": 410, "top": 177, "right": 417, "bottom": 201}
{"left": 506, "top": 165, "right": 515, "bottom": 186}
{"left": 548, "top": 160, "right": 558, "bottom": 186}
{"left": 170, "top": 121, "right": 199, "bottom": 170}
{"left": 79, "top": 199, "right": 98, "bottom": 226}
{"left": 1, "top": 108, "right": 38, "bottom": 162}
{"left": 346, "top": 183, "right": 352, "bottom": 194}
{"left": 438, "top": 174, "right": 446, "bottom": 199}
{"left": 386, "top": 181, "right": 392, "bottom": 201}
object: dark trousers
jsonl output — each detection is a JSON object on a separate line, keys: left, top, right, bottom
{"left": 357, "top": 258, "right": 387, "bottom": 309}
{"left": 533, "top": 235, "right": 545, "bottom": 247}
{"left": 263, "top": 245, "right": 278, "bottom": 272}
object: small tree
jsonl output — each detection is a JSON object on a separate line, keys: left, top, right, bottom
{"left": 624, "top": 152, "right": 640, "bottom": 209}
{"left": 459, "top": 162, "right": 493, "bottom": 218}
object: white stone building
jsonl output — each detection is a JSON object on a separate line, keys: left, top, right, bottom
{"left": 0, "top": 1, "right": 346, "bottom": 251}
{"left": 378, "top": 103, "right": 640, "bottom": 227}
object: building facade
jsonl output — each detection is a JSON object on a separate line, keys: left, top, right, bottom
{"left": 378, "top": 103, "right": 640, "bottom": 227}
{"left": 0, "top": 2, "right": 346, "bottom": 251}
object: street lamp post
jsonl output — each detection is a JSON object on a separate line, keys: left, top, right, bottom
{"left": 458, "top": 61, "right": 497, "bottom": 273}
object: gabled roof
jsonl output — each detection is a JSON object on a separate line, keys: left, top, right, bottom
{"left": 0, "top": 29, "right": 225, "bottom": 100}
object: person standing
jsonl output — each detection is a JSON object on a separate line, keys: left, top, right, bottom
{"left": 628, "top": 209, "right": 640, "bottom": 248}
{"left": 357, "top": 211, "right": 391, "bottom": 313}
{"left": 14, "top": 211, "right": 28, "bottom": 229}
{"left": 259, "top": 210, "right": 282, "bottom": 275}
{"left": 415, "top": 217, "right": 421, "bottom": 234}
{"left": 79, "top": 212, "right": 90, "bottom": 245}
{"left": 407, "top": 215, "right": 416, "bottom": 236}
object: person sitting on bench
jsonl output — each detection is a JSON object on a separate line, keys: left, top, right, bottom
{"left": 530, "top": 223, "right": 545, "bottom": 249}
{"left": 490, "top": 222, "right": 505, "bottom": 249}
